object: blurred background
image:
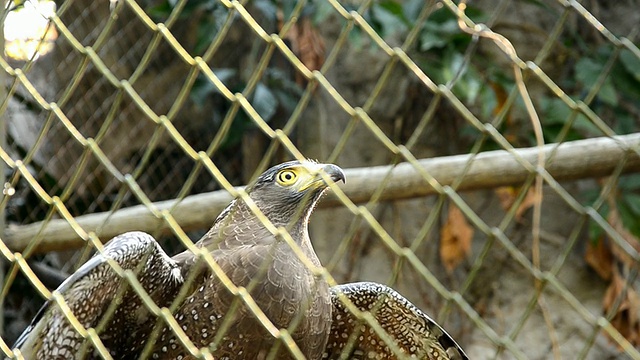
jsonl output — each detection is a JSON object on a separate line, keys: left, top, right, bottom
{"left": 1, "top": 0, "right": 640, "bottom": 358}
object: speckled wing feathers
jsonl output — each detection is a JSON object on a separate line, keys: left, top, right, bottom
{"left": 11, "top": 231, "right": 183, "bottom": 360}
{"left": 323, "top": 282, "right": 469, "bottom": 360}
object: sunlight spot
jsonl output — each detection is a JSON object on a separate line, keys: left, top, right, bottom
{"left": 4, "top": 0, "right": 58, "bottom": 61}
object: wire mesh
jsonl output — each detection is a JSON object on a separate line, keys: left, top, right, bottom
{"left": 1, "top": 0, "right": 640, "bottom": 359}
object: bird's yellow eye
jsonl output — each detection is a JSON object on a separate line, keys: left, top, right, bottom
{"left": 276, "top": 169, "right": 298, "bottom": 186}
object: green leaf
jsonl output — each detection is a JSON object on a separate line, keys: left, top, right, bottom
{"left": 146, "top": 1, "right": 173, "bottom": 19}
{"left": 463, "top": 76, "right": 481, "bottom": 104}
{"left": 478, "top": 82, "right": 498, "bottom": 119}
{"left": 575, "top": 58, "right": 618, "bottom": 106}
{"left": 540, "top": 98, "right": 601, "bottom": 139}
{"left": 598, "top": 80, "right": 618, "bottom": 106}
{"left": 619, "top": 174, "right": 640, "bottom": 191}
{"left": 617, "top": 200, "right": 640, "bottom": 238}
{"left": 420, "top": 31, "right": 448, "bottom": 51}
{"left": 615, "top": 112, "right": 636, "bottom": 135}
{"left": 221, "top": 114, "right": 250, "bottom": 149}
{"left": 402, "top": 0, "right": 425, "bottom": 24}
{"left": 195, "top": 16, "right": 220, "bottom": 54}
{"left": 347, "top": 27, "right": 364, "bottom": 49}
{"left": 446, "top": 52, "right": 483, "bottom": 103}
{"left": 253, "top": 0, "right": 278, "bottom": 22}
{"left": 622, "top": 193, "right": 640, "bottom": 215}
{"left": 582, "top": 188, "right": 602, "bottom": 205}
{"left": 619, "top": 50, "right": 640, "bottom": 82}
{"left": 281, "top": 0, "right": 298, "bottom": 22}
{"left": 190, "top": 69, "right": 236, "bottom": 107}
{"left": 611, "top": 65, "right": 640, "bottom": 100}
{"left": 379, "top": 0, "right": 405, "bottom": 18}
{"left": 588, "top": 218, "right": 605, "bottom": 241}
{"left": 541, "top": 98, "right": 571, "bottom": 126}
{"left": 251, "top": 83, "right": 278, "bottom": 123}
{"left": 420, "top": 20, "right": 461, "bottom": 51}
{"left": 265, "top": 68, "right": 303, "bottom": 113}
{"left": 312, "top": 0, "right": 335, "bottom": 24}
{"left": 370, "top": 2, "right": 408, "bottom": 37}
{"left": 588, "top": 202, "right": 609, "bottom": 240}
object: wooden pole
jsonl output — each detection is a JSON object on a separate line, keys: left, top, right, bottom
{"left": 3, "top": 133, "right": 640, "bottom": 253}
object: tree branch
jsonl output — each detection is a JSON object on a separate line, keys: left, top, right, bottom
{"left": 4, "top": 133, "right": 640, "bottom": 253}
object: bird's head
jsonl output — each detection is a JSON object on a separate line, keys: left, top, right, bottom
{"left": 245, "top": 160, "right": 346, "bottom": 228}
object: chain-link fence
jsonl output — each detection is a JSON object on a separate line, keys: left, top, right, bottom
{"left": 1, "top": 0, "right": 640, "bottom": 358}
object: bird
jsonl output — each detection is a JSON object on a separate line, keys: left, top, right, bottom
{"left": 149, "top": 160, "right": 344, "bottom": 359}
{"left": 10, "top": 160, "right": 469, "bottom": 360}
{"left": 10, "top": 231, "right": 184, "bottom": 359}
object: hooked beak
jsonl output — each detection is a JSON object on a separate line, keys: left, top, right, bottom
{"left": 322, "top": 164, "right": 346, "bottom": 184}
{"left": 298, "top": 163, "right": 346, "bottom": 192}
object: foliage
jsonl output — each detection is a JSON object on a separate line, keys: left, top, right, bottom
{"left": 341, "top": 0, "right": 640, "bottom": 277}
{"left": 145, "top": 0, "right": 640, "bottom": 243}
{"left": 571, "top": 47, "right": 640, "bottom": 239}
{"left": 147, "top": 0, "right": 304, "bottom": 150}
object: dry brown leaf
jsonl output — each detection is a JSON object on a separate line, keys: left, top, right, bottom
{"left": 440, "top": 204, "right": 474, "bottom": 273}
{"left": 495, "top": 186, "right": 517, "bottom": 211}
{"left": 490, "top": 81, "right": 509, "bottom": 117}
{"left": 584, "top": 238, "right": 614, "bottom": 281}
{"left": 281, "top": 16, "right": 325, "bottom": 85}
{"left": 596, "top": 186, "right": 640, "bottom": 347}
{"left": 515, "top": 187, "right": 539, "bottom": 221}
{"left": 603, "top": 270, "right": 640, "bottom": 347}
{"left": 494, "top": 186, "right": 539, "bottom": 221}
{"left": 607, "top": 204, "right": 640, "bottom": 268}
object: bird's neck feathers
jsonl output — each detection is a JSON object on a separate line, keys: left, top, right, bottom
{"left": 236, "top": 195, "right": 313, "bottom": 236}
{"left": 217, "top": 193, "right": 320, "bottom": 243}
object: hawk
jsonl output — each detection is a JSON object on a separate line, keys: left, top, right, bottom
{"left": 11, "top": 160, "right": 468, "bottom": 360}
{"left": 150, "top": 160, "right": 343, "bottom": 359}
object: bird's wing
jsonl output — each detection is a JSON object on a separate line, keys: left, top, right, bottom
{"left": 12, "top": 231, "right": 183, "bottom": 359}
{"left": 11, "top": 253, "right": 104, "bottom": 351}
{"left": 324, "top": 281, "right": 469, "bottom": 360}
